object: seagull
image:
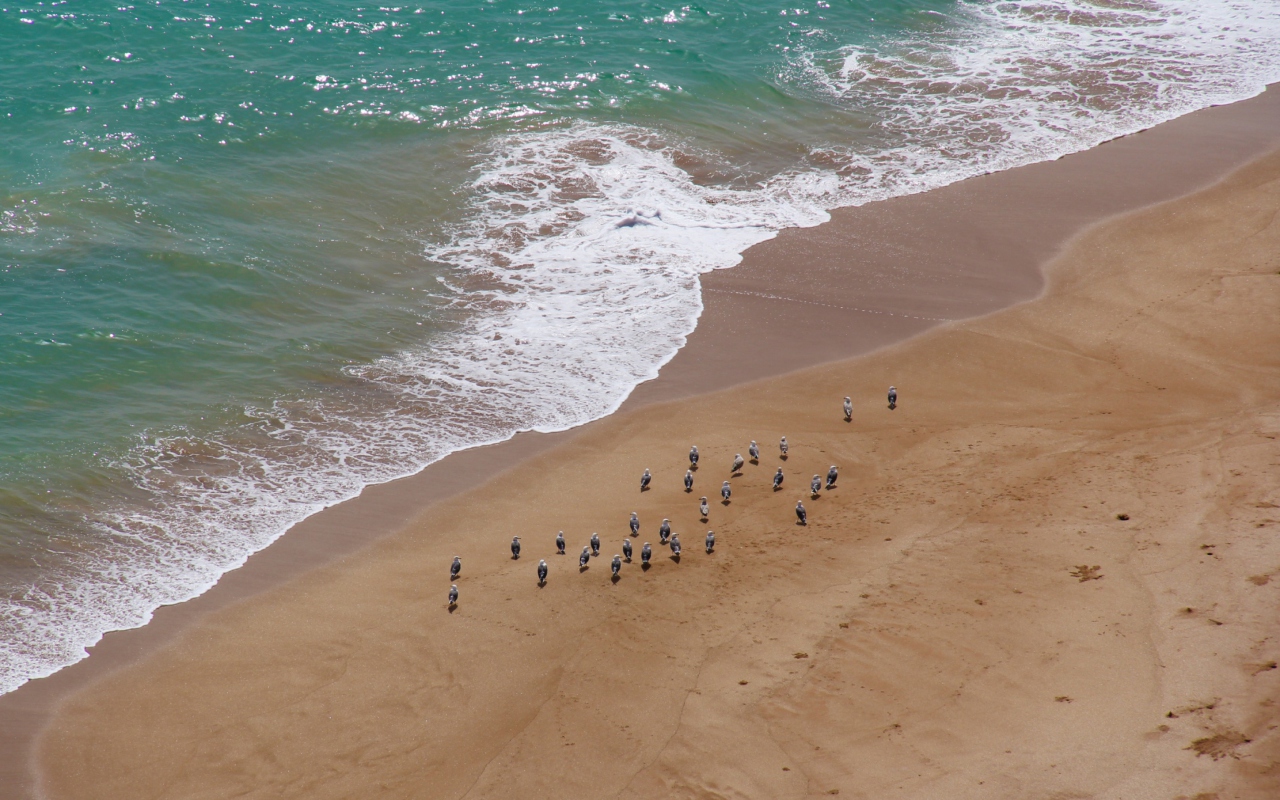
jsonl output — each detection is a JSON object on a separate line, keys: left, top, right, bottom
{"left": 659, "top": 518, "right": 672, "bottom": 544}
{"left": 888, "top": 385, "right": 897, "bottom": 408}
{"left": 684, "top": 469, "right": 694, "bottom": 492}
{"left": 641, "top": 542, "right": 652, "bottom": 565}
{"left": 731, "top": 453, "right": 744, "bottom": 474}
{"left": 629, "top": 511, "right": 640, "bottom": 537}
{"left": 749, "top": 440, "right": 759, "bottom": 462}
{"left": 796, "top": 500, "right": 807, "bottom": 525}
{"left": 640, "top": 468, "right": 651, "bottom": 491}
{"left": 580, "top": 546, "right": 591, "bottom": 567}
{"left": 451, "top": 556, "right": 461, "bottom": 580}
{"left": 590, "top": 532, "right": 600, "bottom": 557}
{"left": 811, "top": 474, "right": 822, "bottom": 496}
{"left": 721, "top": 480, "right": 732, "bottom": 503}
{"left": 705, "top": 530, "right": 715, "bottom": 553}
{"left": 511, "top": 536, "right": 521, "bottom": 559}
{"left": 844, "top": 396, "right": 853, "bottom": 421}
{"left": 689, "top": 445, "right": 700, "bottom": 468}
{"left": 779, "top": 436, "right": 789, "bottom": 458}
{"left": 773, "top": 468, "right": 784, "bottom": 490}
{"left": 699, "top": 497, "right": 709, "bottom": 518}
{"left": 826, "top": 465, "right": 838, "bottom": 489}
{"left": 671, "top": 533, "right": 682, "bottom": 557}
{"left": 611, "top": 554, "right": 622, "bottom": 577}
{"left": 448, "top": 584, "right": 459, "bottom": 606}
{"left": 537, "top": 559, "right": 548, "bottom": 584}
{"left": 623, "top": 539, "right": 632, "bottom": 562}
{"left": 556, "top": 531, "right": 565, "bottom": 554}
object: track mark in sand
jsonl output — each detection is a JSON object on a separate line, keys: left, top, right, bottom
{"left": 1187, "top": 731, "right": 1251, "bottom": 760}
{"left": 1247, "top": 660, "right": 1277, "bottom": 676}
{"left": 1069, "top": 565, "right": 1103, "bottom": 582}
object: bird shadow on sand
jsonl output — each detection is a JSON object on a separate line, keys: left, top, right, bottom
{"left": 537, "top": 581, "right": 546, "bottom": 589}
{"left": 670, "top": 554, "right": 681, "bottom": 564}
{"left": 731, "top": 470, "right": 743, "bottom": 477}
{"left": 721, "top": 500, "right": 731, "bottom": 506}
{"left": 642, "top": 563, "right": 651, "bottom": 571}
{"left": 888, "top": 402, "right": 897, "bottom": 410}
{"left": 773, "top": 486, "right": 782, "bottom": 492}
{"left": 796, "top": 520, "right": 807, "bottom": 526}
{"left": 611, "top": 574, "right": 621, "bottom": 584}
{"left": 579, "top": 565, "right": 589, "bottom": 573}
{"left": 447, "top": 603, "right": 457, "bottom": 613}
{"left": 780, "top": 454, "right": 788, "bottom": 461}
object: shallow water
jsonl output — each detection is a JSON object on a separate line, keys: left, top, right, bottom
{"left": 2, "top": 0, "right": 1279, "bottom": 694}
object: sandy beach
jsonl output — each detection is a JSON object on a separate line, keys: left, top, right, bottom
{"left": 8, "top": 92, "right": 1280, "bottom": 797}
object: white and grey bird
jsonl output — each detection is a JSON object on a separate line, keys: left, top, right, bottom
{"left": 448, "top": 584, "right": 459, "bottom": 606}
{"left": 731, "top": 453, "right": 744, "bottom": 474}
{"left": 826, "top": 465, "right": 839, "bottom": 489}
{"left": 705, "top": 530, "right": 715, "bottom": 554}
{"left": 580, "top": 546, "right": 591, "bottom": 567}
{"left": 623, "top": 539, "right": 633, "bottom": 562}
{"left": 773, "top": 468, "right": 784, "bottom": 490}
{"left": 779, "top": 436, "right": 789, "bottom": 457}
{"left": 684, "top": 469, "right": 694, "bottom": 492}
{"left": 671, "top": 533, "right": 682, "bottom": 556}
{"left": 629, "top": 511, "right": 639, "bottom": 537}
{"left": 699, "top": 497, "right": 710, "bottom": 518}
{"left": 796, "top": 500, "right": 807, "bottom": 525}
{"left": 689, "top": 445, "right": 700, "bottom": 468}
{"left": 537, "top": 559, "right": 548, "bottom": 584}
{"left": 611, "top": 554, "right": 622, "bottom": 577}
{"left": 556, "top": 531, "right": 566, "bottom": 554}
{"left": 888, "top": 385, "right": 897, "bottom": 407}
{"left": 590, "top": 532, "right": 601, "bottom": 557}
{"left": 844, "top": 396, "right": 853, "bottom": 421}
{"left": 451, "top": 555, "right": 461, "bottom": 580}
{"left": 659, "top": 518, "right": 672, "bottom": 544}
{"left": 640, "top": 468, "right": 651, "bottom": 491}
{"left": 721, "top": 480, "right": 732, "bottom": 502}
{"left": 641, "top": 542, "right": 652, "bottom": 565}
{"left": 749, "top": 440, "right": 759, "bottom": 462}
{"left": 811, "top": 474, "right": 822, "bottom": 496}
{"left": 511, "top": 536, "right": 521, "bottom": 559}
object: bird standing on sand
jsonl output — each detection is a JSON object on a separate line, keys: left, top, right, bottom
{"left": 705, "top": 530, "right": 715, "bottom": 554}
{"left": 689, "top": 445, "right": 699, "bottom": 468}
{"left": 811, "top": 475, "right": 822, "bottom": 496}
{"left": 623, "top": 539, "right": 633, "bottom": 562}
{"left": 844, "top": 396, "right": 853, "bottom": 421}
{"left": 580, "top": 547, "right": 591, "bottom": 567}
{"left": 451, "top": 556, "right": 461, "bottom": 580}
{"left": 659, "top": 518, "right": 672, "bottom": 544}
{"left": 826, "top": 465, "right": 839, "bottom": 489}
{"left": 556, "top": 531, "right": 566, "bottom": 554}
{"left": 749, "top": 440, "right": 759, "bottom": 462}
{"left": 537, "top": 559, "right": 548, "bottom": 584}
{"left": 888, "top": 385, "right": 897, "bottom": 408}
{"left": 721, "top": 480, "right": 732, "bottom": 503}
{"left": 779, "top": 436, "right": 789, "bottom": 458}
{"left": 773, "top": 468, "right": 784, "bottom": 490}
{"left": 699, "top": 497, "right": 710, "bottom": 518}
{"left": 671, "top": 534, "right": 682, "bottom": 556}
{"left": 640, "top": 468, "right": 651, "bottom": 491}
{"left": 590, "top": 532, "right": 601, "bottom": 557}
{"left": 641, "top": 542, "right": 652, "bottom": 565}
{"left": 731, "top": 453, "right": 744, "bottom": 474}
{"left": 796, "top": 501, "right": 807, "bottom": 525}
{"left": 630, "top": 511, "right": 640, "bottom": 537}
{"left": 611, "top": 554, "right": 622, "bottom": 577}
{"left": 684, "top": 469, "right": 694, "bottom": 492}
{"left": 448, "top": 584, "right": 459, "bottom": 606}
{"left": 511, "top": 536, "right": 521, "bottom": 559}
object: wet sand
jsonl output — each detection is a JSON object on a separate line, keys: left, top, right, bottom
{"left": 5, "top": 89, "right": 1280, "bottom": 797}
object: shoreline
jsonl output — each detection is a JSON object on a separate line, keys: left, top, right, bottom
{"left": 4, "top": 86, "right": 1280, "bottom": 795}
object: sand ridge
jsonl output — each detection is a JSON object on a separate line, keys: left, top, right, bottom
{"left": 34, "top": 152, "right": 1280, "bottom": 798}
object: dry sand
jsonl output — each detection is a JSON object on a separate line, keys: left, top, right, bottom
{"left": 30, "top": 146, "right": 1280, "bottom": 797}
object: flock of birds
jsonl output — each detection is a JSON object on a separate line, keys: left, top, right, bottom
{"left": 446, "top": 387, "right": 898, "bottom": 607}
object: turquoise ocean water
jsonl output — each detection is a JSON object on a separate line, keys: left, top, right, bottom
{"left": 2, "top": 0, "right": 1279, "bottom": 694}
